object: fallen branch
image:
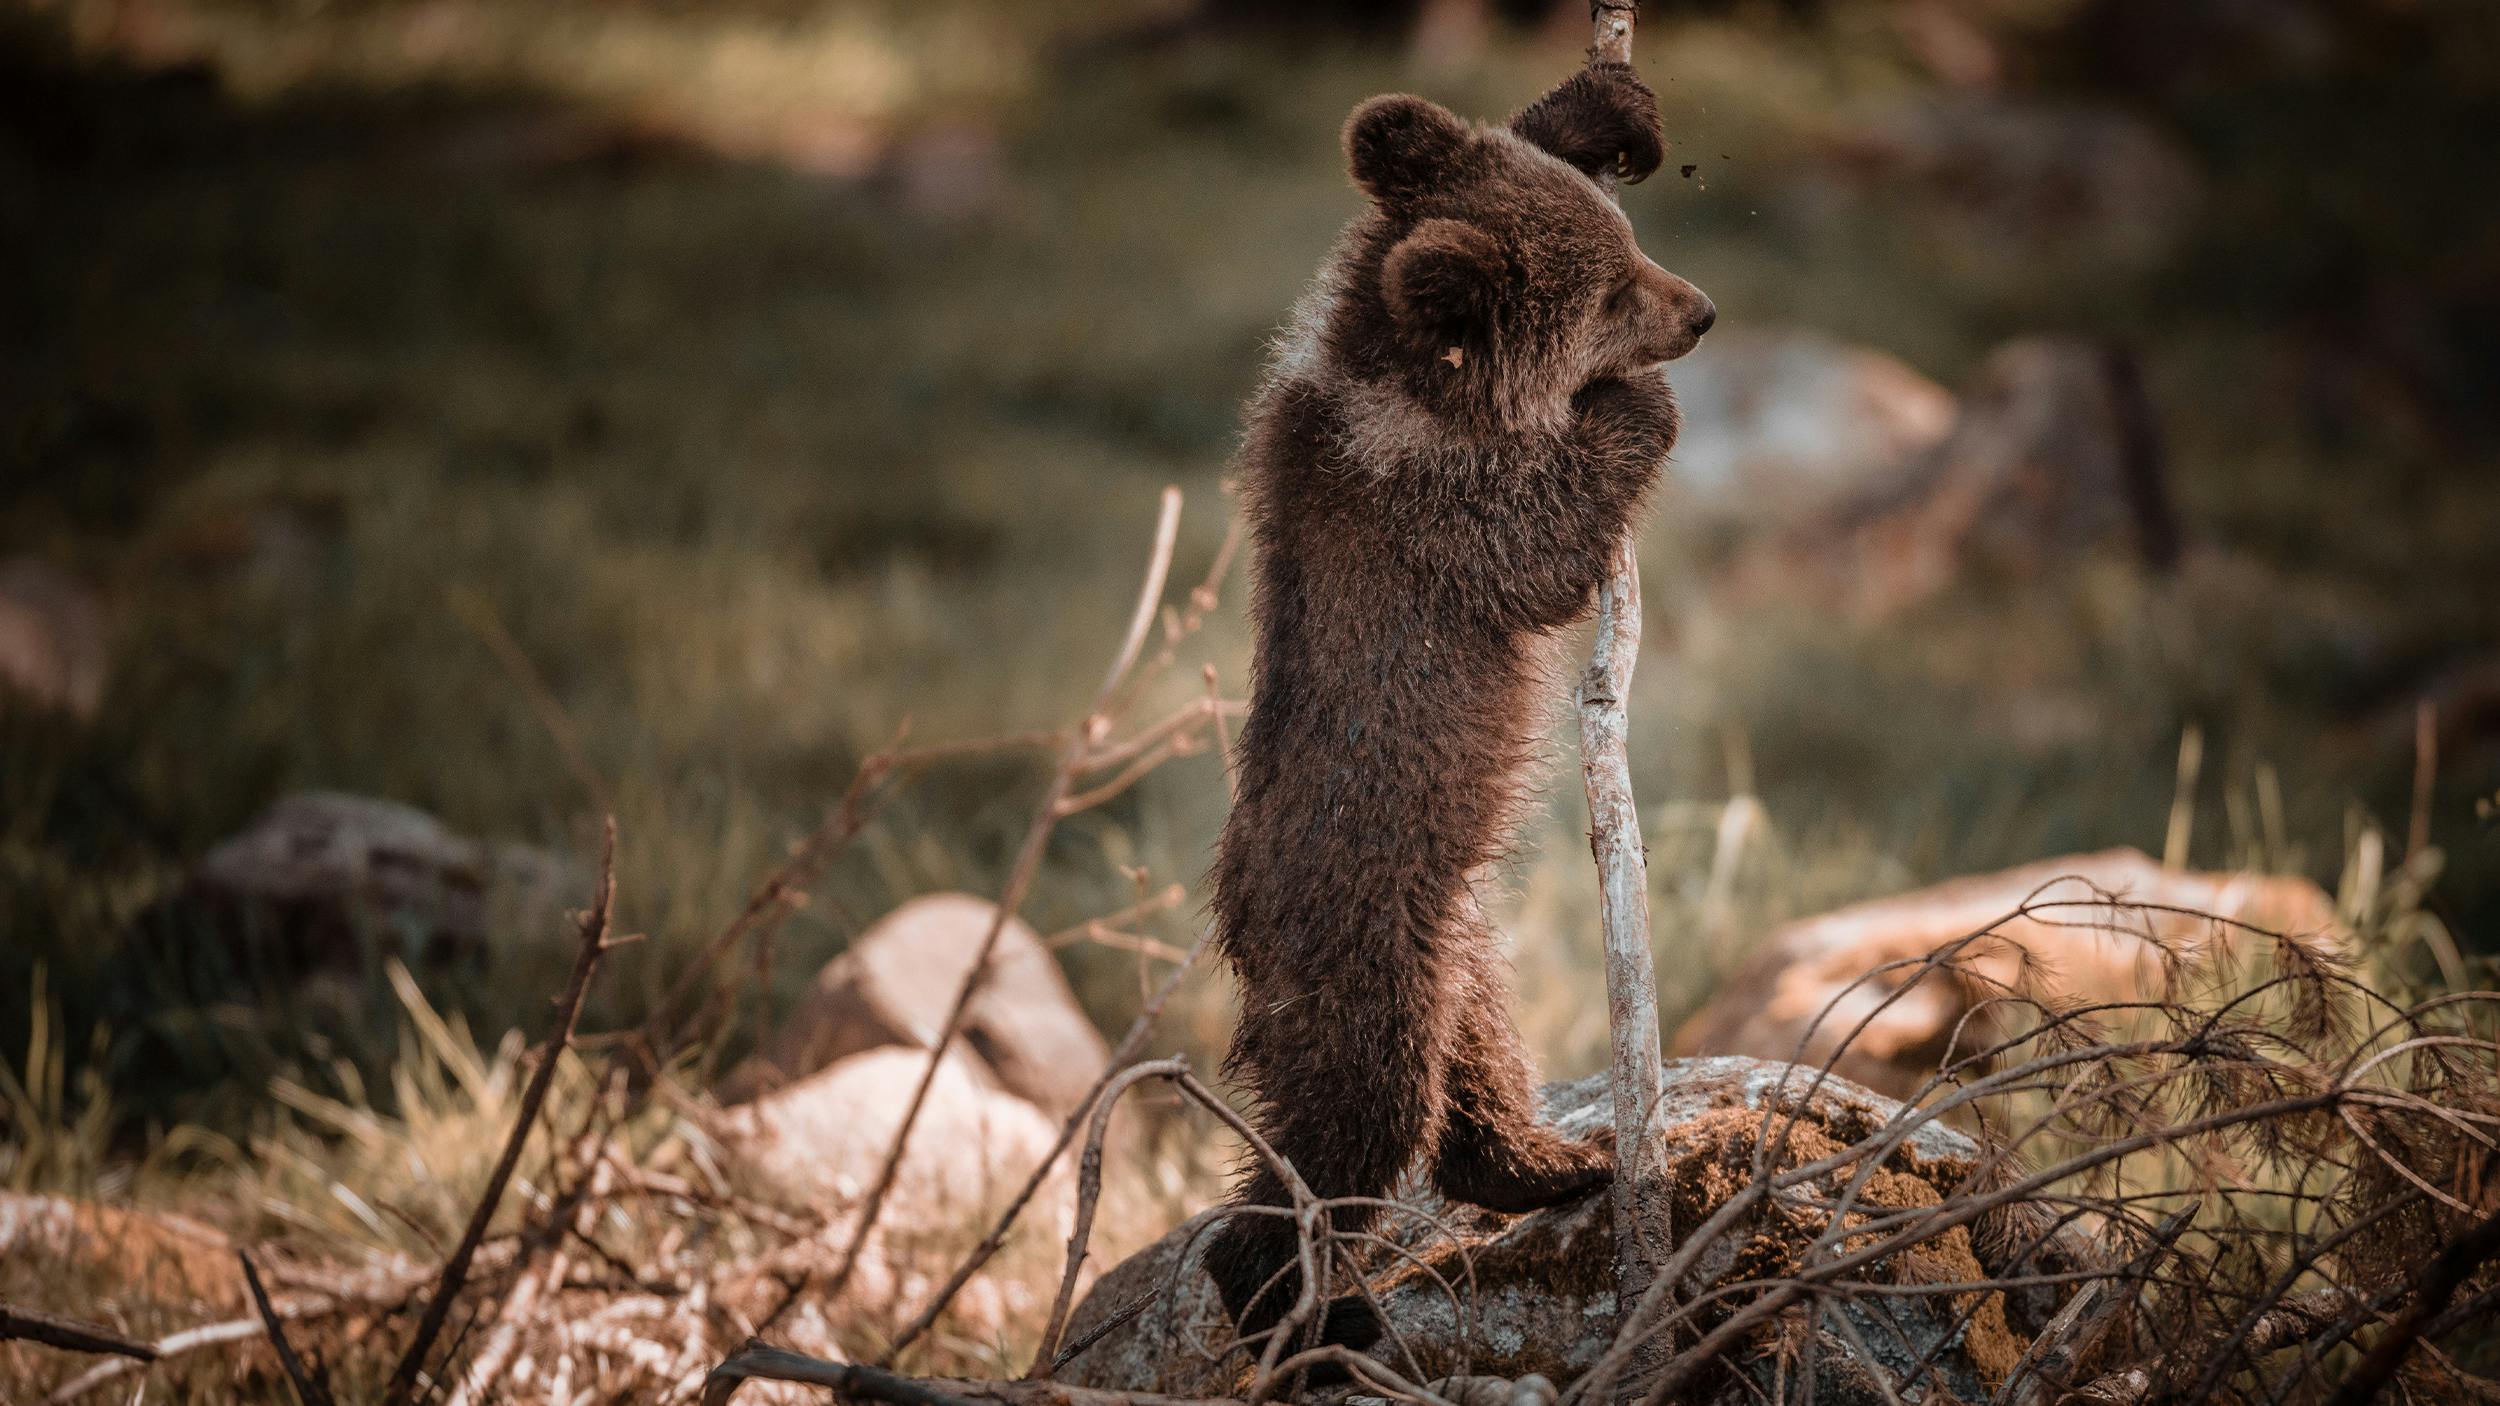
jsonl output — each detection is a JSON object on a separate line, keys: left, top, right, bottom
{"left": 1999, "top": 1207, "right": 2193, "bottom": 1406}
{"left": 0, "top": 1302, "right": 157, "bottom": 1362}
{"left": 381, "top": 817, "right": 619, "bottom": 1406}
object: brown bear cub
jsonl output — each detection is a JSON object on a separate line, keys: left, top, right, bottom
{"left": 1205, "top": 63, "right": 1715, "bottom": 1360}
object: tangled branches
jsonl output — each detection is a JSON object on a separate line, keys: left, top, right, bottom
{"left": 1558, "top": 888, "right": 2500, "bottom": 1406}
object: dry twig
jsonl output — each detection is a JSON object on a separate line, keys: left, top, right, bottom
{"left": 0, "top": 1302, "right": 157, "bottom": 1362}
{"left": 382, "top": 817, "right": 620, "bottom": 1406}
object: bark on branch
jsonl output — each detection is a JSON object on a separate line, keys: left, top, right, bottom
{"left": 1574, "top": 5, "right": 1666, "bottom": 1401}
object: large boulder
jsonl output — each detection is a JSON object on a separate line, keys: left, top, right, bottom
{"left": 1727, "top": 337, "right": 2180, "bottom": 618}
{"left": 1663, "top": 329, "right": 1957, "bottom": 533}
{"left": 715, "top": 1045, "right": 1066, "bottom": 1230}
{"left": 1060, "top": 1062, "right": 2087, "bottom": 1404}
{"left": 718, "top": 893, "right": 1110, "bottom": 1120}
{"left": 1674, "top": 849, "right": 2345, "bottom": 1099}
{"left": 163, "top": 792, "right": 579, "bottom": 970}
{"left": 0, "top": 557, "right": 107, "bottom": 720}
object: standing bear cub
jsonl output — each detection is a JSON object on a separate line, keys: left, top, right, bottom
{"left": 1206, "top": 63, "right": 1714, "bottom": 1357}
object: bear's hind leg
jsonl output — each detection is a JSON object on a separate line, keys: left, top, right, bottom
{"left": 1204, "top": 977, "right": 1450, "bottom": 1362}
{"left": 1432, "top": 942, "right": 1613, "bottom": 1214}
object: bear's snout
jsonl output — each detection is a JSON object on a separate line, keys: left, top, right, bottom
{"left": 1630, "top": 260, "right": 1715, "bottom": 364}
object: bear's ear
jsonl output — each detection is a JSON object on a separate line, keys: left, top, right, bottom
{"left": 1508, "top": 61, "right": 1665, "bottom": 184}
{"left": 1345, "top": 94, "right": 1471, "bottom": 205}
{"left": 1381, "top": 218, "right": 1509, "bottom": 342}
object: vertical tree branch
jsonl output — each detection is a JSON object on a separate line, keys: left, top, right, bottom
{"left": 1581, "top": 539, "right": 1663, "bottom": 1395}
{"left": 1577, "top": 4, "right": 1665, "bottom": 1400}
{"left": 1592, "top": 1, "right": 1636, "bottom": 65}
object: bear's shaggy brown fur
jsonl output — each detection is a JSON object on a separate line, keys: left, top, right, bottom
{"left": 1205, "top": 62, "right": 1715, "bottom": 1357}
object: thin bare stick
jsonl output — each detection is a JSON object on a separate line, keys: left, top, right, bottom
{"left": 1999, "top": 1209, "right": 2192, "bottom": 1406}
{"left": 1095, "top": 488, "right": 1186, "bottom": 709}
{"left": 1057, "top": 924, "right": 1193, "bottom": 965}
{"left": 1050, "top": 1295, "right": 1153, "bottom": 1375}
{"left": 381, "top": 817, "right": 619, "bottom": 1406}
{"left": 1059, "top": 730, "right": 1210, "bottom": 816}
{"left": 1031, "top": 1057, "right": 1193, "bottom": 1373}
{"left": 45, "top": 1318, "right": 271, "bottom": 1405}
{"left": 35, "top": 1247, "right": 519, "bottom": 1406}
{"left": 441, "top": 1151, "right": 613, "bottom": 1406}
{"left": 766, "top": 489, "right": 1185, "bottom": 1333}
{"left": 1079, "top": 696, "right": 1243, "bottom": 777}
{"left": 1045, "top": 884, "right": 1188, "bottom": 948}
{"left": 240, "top": 1252, "right": 334, "bottom": 1406}
{"left": 880, "top": 927, "right": 1211, "bottom": 1365}
{"left": 1167, "top": 1068, "right": 1330, "bottom": 1401}
{"left": 0, "top": 1302, "right": 157, "bottom": 1362}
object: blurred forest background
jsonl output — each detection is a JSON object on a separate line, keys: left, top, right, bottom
{"left": 4, "top": 0, "right": 2499, "bottom": 1197}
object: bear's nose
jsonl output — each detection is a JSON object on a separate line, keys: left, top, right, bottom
{"left": 1689, "top": 298, "right": 1717, "bottom": 338}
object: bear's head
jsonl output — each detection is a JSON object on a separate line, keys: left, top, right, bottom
{"left": 1334, "top": 63, "right": 1714, "bottom": 433}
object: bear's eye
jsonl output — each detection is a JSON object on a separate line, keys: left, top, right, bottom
{"left": 1604, "top": 277, "right": 1642, "bottom": 314}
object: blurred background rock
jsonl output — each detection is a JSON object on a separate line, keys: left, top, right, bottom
{"left": 2, "top": 0, "right": 2496, "bottom": 1166}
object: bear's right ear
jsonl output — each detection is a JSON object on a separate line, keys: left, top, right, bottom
{"left": 1345, "top": 94, "right": 1471, "bottom": 205}
{"left": 1381, "top": 218, "right": 1509, "bottom": 343}
{"left": 1508, "top": 61, "right": 1665, "bottom": 184}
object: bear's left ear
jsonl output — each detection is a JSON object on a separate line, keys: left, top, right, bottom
{"left": 1508, "top": 61, "right": 1665, "bottom": 184}
{"left": 1346, "top": 94, "right": 1472, "bottom": 205}
{"left": 1381, "top": 218, "right": 1510, "bottom": 344}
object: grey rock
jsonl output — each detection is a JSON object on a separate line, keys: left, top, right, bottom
{"left": 179, "top": 791, "right": 579, "bottom": 967}
{"left": 1060, "top": 1059, "right": 2083, "bottom": 1403}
